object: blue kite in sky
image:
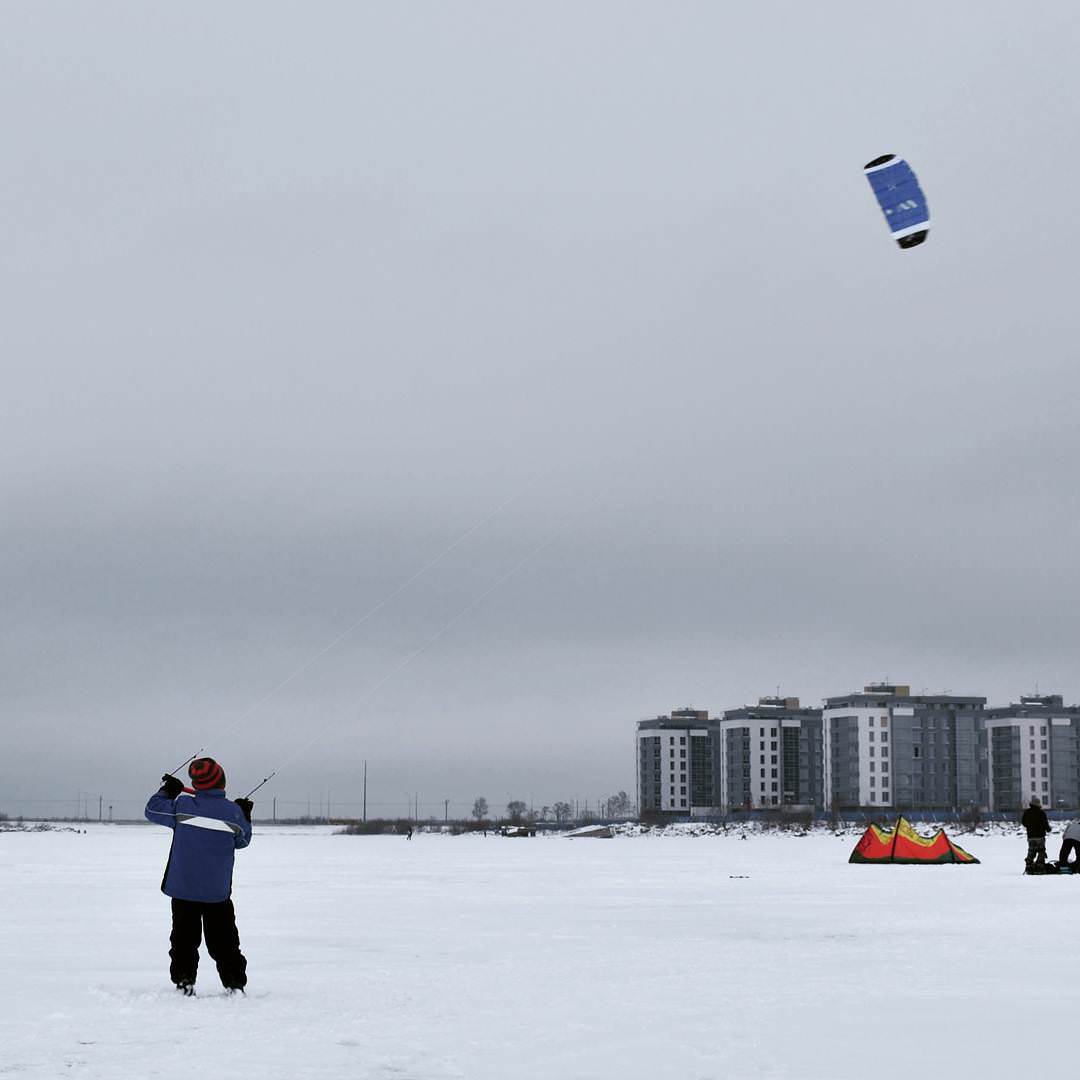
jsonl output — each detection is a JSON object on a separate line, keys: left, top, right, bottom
{"left": 863, "top": 155, "right": 929, "bottom": 249}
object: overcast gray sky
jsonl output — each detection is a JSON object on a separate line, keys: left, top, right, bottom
{"left": 3, "top": 3, "right": 1079, "bottom": 819}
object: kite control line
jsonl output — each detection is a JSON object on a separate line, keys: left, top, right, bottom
{"left": 243, "top": 771, "right": 276, "bottom": 800}
{"left": 162, "top": 477, "right": 541, "bottom": 781}
{"left": 244, "top": 524, "right": 567, "bottom": 797}
{"left": 167, "top": 748, "right": 205, "bottom": 778}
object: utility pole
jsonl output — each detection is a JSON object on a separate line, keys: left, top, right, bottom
{"left": 327, "top": 791, "right": 331, "bottom": 822}
{"left": 98, "top": 795, "right": 102, "bottom": 822}
{"left": 362, "top": 760, "right": 367, "bottom": 823}
{"left": 272, "top": 796, "right": 276, "bottom": 823}
{"left": 444, "top": 798, "right": 449, "bottom": 823}
{"left": 108, "top": 805, "right": 113, "bottom": 822}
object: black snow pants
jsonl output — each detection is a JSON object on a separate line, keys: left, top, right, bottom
{"left": 1026, "top": 836, "right": 1048, "bottom": 868}
{"left": 1060, "top": 838, "right": 1080, "bottom": 867}
{"left": 169, "top": 898, "right": 247, "bottom": 990}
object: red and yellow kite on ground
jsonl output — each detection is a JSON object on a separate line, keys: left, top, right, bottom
{"left": 849, "top": 817, "right": 979, "bottom": 864}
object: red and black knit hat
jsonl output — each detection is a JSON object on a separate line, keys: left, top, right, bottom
{"left": 188, "top": 757, "right": 226, "bottom": 791}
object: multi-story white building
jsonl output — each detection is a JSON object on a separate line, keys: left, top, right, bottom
{"left": 636, "top": 708, "right": 717, "bottom": 816}
{"left": 823, "top": 684, "right": 984, "bottom": 811}
{"left": 718, "top": 697, "right": 823, "bottom": 811}
{"left": 981, "top": 695, "right": 1080, "bottom": 811}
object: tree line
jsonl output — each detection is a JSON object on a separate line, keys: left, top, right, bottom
{"left": 471, "top": 792, "right": 633, "bottom": 825}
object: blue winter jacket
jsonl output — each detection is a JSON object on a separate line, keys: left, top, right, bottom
{"left": 145, "top": 786, "right": 252, "bottom": 903}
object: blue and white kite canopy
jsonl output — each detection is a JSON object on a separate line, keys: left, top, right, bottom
{"left": 863, "top": 154, "right": 929, "bottom": 249}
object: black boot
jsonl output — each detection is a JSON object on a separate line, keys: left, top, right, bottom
{"left": 176, "top": 982, "right": 195, "bottom": 997}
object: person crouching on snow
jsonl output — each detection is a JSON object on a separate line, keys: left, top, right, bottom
{"left": 145, "top": 758, "right": 253, "bottom": 995}
{"left": 1021, "top": 795, "right": 1051, "bottom": 872}
{"left": 1059, "top": 819, "right": 1080, "bottom": 870}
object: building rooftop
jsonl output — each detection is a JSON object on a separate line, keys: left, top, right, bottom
{"left": 985, "top": 694, "right": 1079, "bottom": 717}
{"left": 723, "top": 696, "right": 821, "bottom": 721}
{"left": 824, "top": 685, "right": 986, "bottom": 708}
{"left": 636, "top": 707, "right": 712, "bottom": 732}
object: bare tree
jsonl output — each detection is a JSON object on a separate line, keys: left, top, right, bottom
{"left": 472, "top": 796, "right": 489, "bottom": 822}
{"left": 553, "top": 801, "right": 572, "bottom": 823}
{"left": 506, "top": 800, "right": 527, "bottom": 824}
{"left": 540, "top": 805, "right": 551, "bottom": 822}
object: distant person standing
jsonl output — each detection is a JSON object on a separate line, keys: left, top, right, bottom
{"left": 1021, "top": 796, "right": 1051, "bottom": 873}
{"left": 1059, "top": 819, "right": 1080, "bottom": 870}
{"left": 145, "top": 758, "right": 253, "bottom": 995}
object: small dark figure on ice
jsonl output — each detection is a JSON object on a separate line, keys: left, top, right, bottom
{"left": 1021, "top": 795, "right": 1050, "bottom": 873}
{"left": 145, "top": 757, "right": 253, "bottom": 995}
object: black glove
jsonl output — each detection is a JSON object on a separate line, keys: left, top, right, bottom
{"left": 235, "top": 798, "right": 253, "bottom": 822}
{"left": 160, "top": 774, "right": 184, "bottom": 799}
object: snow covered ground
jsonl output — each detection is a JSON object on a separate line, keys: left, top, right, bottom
{"left": 0, "top": 823, "right": 1069, "bottom": 1079}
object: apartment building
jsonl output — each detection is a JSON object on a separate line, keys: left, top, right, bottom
{"left": 636, "top": 708, "right": 718, "bottom": 816}
{"left": 718, "top": 697, "right": 824, "bottom": 811}
{"left": 981, "top": 695, "right": 1080, "bottom": 810}
{"left": 635, "top": 687, "right": 1080, "bottom": 817}
{"left": 822, "top": 684, "right": 985, "bottom": 811}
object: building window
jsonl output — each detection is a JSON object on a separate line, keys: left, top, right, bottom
{"left": 869, "top": 747, "right": 875, "bottom": 758}
{"left": 760, "top": 769, "right": 766, "bottom": 778}
{"left": 760, "top": 741, "right": 765, "bottom": 751}
{"left": 1041, "top": 754, "right": 1047, "bottom": 764}
{"left": 680, "top": 736, "right": 686, "bottom": 744}
{"left": 1031, "top": 768, "right": 1036, "bottom": 778}
{"left": 869, "top": 762, "right": 875, "bottom": 772}
{"left": 914, "top": 747, "right": 920, "bottom": 758}
{"left": 869, "top": 731, "right": 875, "bottom": 742}
{"left": 770, "top": 729, "right": 777, "bottom": 737}
{"left": 680, "top": 786, "right": 686, "bottom": 794}
{"left": 771, "top": 783, "right": 778, "bottom": 792}
{"left": 881, "top": 790, "right": 889, "bottom": 801}
{"left": 771, "top": 769, "right": 778, "bottom": 778}
{"left": 1030, "top": 755, "right": 1035, "bottom": 764}
{"left": 870, "top": 776, "right": 876, "bottom": 787}
{"left": 770, "top": 741, "right": 777, "bottom": 751}
{"left": 882, "top": 761, "right": 889, "bottom": 773}
{"left": 771, "top": 755, "right": 777, "bottom": 765}
{"left": 881, "top": 732, "right": 889, "bottom": 743}
{"left": 1041, "top": 727, "right": 1047, "bottom": 736}
{"left": 680, "top": 748, "right": 686, "bottom": 758}
{"left": 881, "top": 717, "right": 888, "bottom": 727}
{"left": 1041, "top": 740, "right": 1047, "bottom": 750}
{"left": 680, "top": 799, "right": 687, "bottom": 807}
{"left": 869, "top": 792, "right": 876, "bottom": 802}
{"left": 1042, "top": 768, "right": 1048, "bottom": 777}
